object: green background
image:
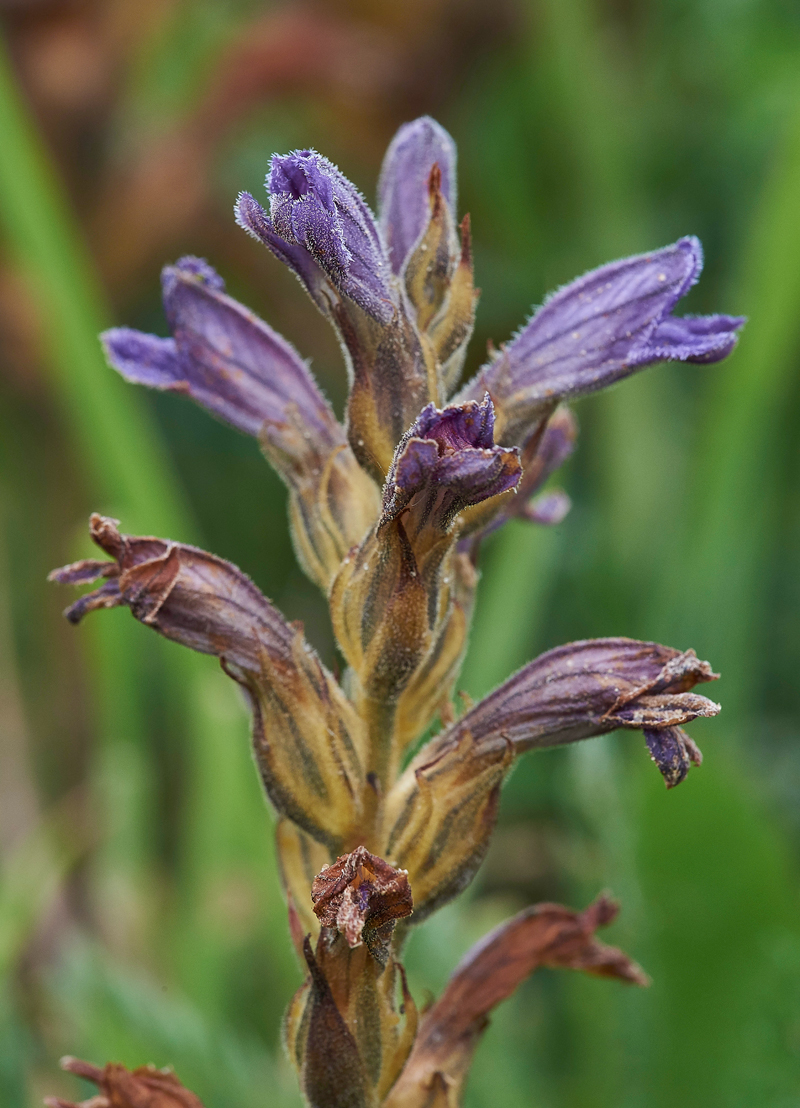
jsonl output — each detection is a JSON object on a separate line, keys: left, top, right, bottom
{"left": 1, "top": 1, "right": 799, "bottom": 1105}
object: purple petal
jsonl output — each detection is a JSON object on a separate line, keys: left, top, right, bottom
{"left": 642, "top": 313, "right": 743, "bottom": 365}
{"left": 378, "top": 116, "right": 457, "bottom": 273}
{"left": 463, "top": 237, "right": 745, "bottom": 443}
{"left": 644, "top": 726, "right": 703, "bottom": 788}
{"left": 235, "top": 191, "right": 332, "bottom": 313}
{"left": 524, "top": 490, "right": 572, "bottom": 526}
{"left": 382, "top": 395, "right": 521, "bottom": 530}
{"left": 103, "top": 257, "right": 343, "bottom": 456}
{"left": 266, "top": 150, "right": 394, "bottom": 322}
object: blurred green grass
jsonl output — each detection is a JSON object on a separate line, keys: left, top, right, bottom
{"left": 1, "top": 1, "right": 800, "bottom": 1106}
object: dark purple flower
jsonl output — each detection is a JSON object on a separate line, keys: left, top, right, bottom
{"left": 462, "top": 237, "right": 745, "bottom": 445}
{"left": 265, "top": 149, "right": 394, "bottom": 322}
{"left": 378, "top": 115, "right": 457, "bottom": 274}
{"left": 382, "top": 394, "right": 521, "bottom": 533}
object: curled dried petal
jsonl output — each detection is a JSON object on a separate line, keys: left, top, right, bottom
{"left": 385, "top": 896, "right": 646, "bottom": 1108}
{"left": 312, "top": 845, "right": 413, "bottom": 962}
{"left": 45, "top": 1057, "right": 204, "bottom": 1108}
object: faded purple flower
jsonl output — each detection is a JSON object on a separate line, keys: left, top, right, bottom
{"left": 51, "top": 515, "right": 367, "bottom": 849}
{"left": 442, "top": 637, "right": 719, "bottom": 758}
{"left": 462, "top": 236, "right": 745, "bottom": 445}
{"left": 378, "top": 115, "right": 458, "bottom": 274}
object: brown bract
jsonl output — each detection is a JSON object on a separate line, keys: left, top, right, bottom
{"left": 312, "top": 845, "right": 413, "bottom": 960}
{"left": 45, "top": 1057, "right": 204, "bottom": 1108}
{"left": 385, "top": 896, "right": 647, "bottom": 1108}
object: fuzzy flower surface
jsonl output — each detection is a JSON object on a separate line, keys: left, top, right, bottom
{"left": 51, "top": 116, "right": 742, "bottom": 1108}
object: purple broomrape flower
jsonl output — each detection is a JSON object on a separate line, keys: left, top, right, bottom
{"left": 462, "top": 236, "right": 745, "bottom": 445}
{"left": 330, "top": 397, "right": 520, "bottom": 779}
{"left": 378, "top": 115, "right": 458, "bottom": 274}
{"left": 382, "top": 394, "right": 521, "bottom": 534}
{"left": 103, "top": 256, "right": 341, "bottom": 449}
{"left": 102, "top": 256, "right": 380, "bottom": 594}
{"left": 266, "top": 148, "right": 394, "bottom": 322}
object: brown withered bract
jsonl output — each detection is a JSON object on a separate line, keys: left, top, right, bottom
{"left": 312, "top": 845, "right": 413, "bottom": 961}
{"left": 45, "top": 1057, "right": 204, "bottom": 1108}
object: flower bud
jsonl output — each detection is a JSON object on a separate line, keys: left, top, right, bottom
{"left": 378, "top": 116, "right": 458, "bottom": 275}
{"left": 268, "top": 149, "right": 395, "bottom": 324}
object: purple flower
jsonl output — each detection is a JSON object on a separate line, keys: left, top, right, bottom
{"left": 266, "top": 149, "right": 394, "bottom": 322}
{"left": 378, "top": 115, "right": 457, "bottom": 274}
{"left": 382, "top": 394, "right": 521, "bottom": 533}
{"left": 462, "top": 236, "right": 745, "bottom": 445}
{"left": 102, "top": 256, "right": 380, "bottom": 593}
{"left": 103, "top": 256, "right": 341, "bottom": 448}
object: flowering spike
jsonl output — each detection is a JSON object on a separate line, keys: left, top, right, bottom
{"left": 378, "top": 116, "right": 457, "bottom": 274}
{"left": 50, "top": 116, "right": 739, "bottom": 1108}
{"left": 461, "top": 236, "right": 745, "bottom": 445}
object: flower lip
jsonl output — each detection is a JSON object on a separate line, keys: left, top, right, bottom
{"left": 270, "top": 150, "right": 334, "bottom": 209}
